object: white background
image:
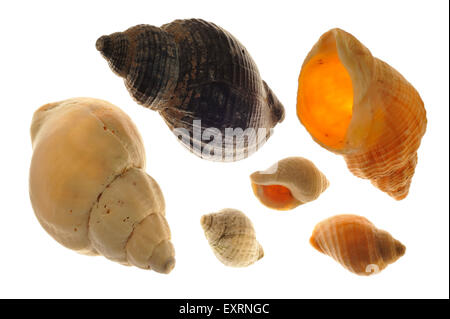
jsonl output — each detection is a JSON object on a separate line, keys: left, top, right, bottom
{"left": 0, "top": 0, "right": 448, "bottom": 299}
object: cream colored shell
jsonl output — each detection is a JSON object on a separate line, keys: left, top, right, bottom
{"left": 201, "top": 209, "right": 264, "bottom": 267}
{"left": 250, "top": 157, "right": 329, "bottom": 210}
{"left": 310, "top": 214, "right": 406, "bottom": 276}
{"left": 29, "top": 97, "right": 175, "bottom": 273}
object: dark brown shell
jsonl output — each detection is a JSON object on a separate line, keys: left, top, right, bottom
{"left": 96, "top": 19, "right": 284, "bottom": 161}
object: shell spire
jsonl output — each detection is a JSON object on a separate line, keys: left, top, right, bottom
{"left": 96, "top": 19, "right": 284, "bottom": 162}
{"left": 297, "top": 28, "right": 427, "bottom": 199}
{"left": 29, "top": 98, "right": 175, "bottom": 274}
{"left": 201, "top": 209, "right": 264, "bottom": 267}
{"left": 310, "top": 214, "right": 406, "bottom": 276}
{"left": 96, "top": 33, "right": 133, "bottom": 78}
{"left": 96, "top": 25, "right": 179, "bottom": 110}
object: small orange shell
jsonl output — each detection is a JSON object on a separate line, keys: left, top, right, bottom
{"left": 297, "top": 28, "right": 427, "bottom": 200}
{"left": 310, "top": 214, "right": 406, "bottom": 276}
{"left": 250, "top": 157, "right": 329, "bottom": 210}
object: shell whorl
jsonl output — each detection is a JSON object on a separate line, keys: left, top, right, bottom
{"left": 29, "top": 98, "right": 175, "bottom": 273}
{"left": 96, "top": 25, "right": 179, "bottom": 110}
{"left": 88, "top": 167, "right": 175, "bottom": 274}
{"left": 201, "top": 209, "right": 264, "bottom": 267}
{"left": 310, "top": 214, "right": 406, "bottom": 276}
{"left": 97, "top": 19, "right": 285, "bottom": 161}
{"left": 343, "top": 58, "right": 426, "bottom": 200}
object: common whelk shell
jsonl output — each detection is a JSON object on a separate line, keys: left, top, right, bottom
{"left": 96, "top": 19, "right": 285, "bottom": 162}
{"left": 29, "top": 98, "right": 175, "bottom": 274}
{"left": 310, "top": 214, "right": 406, "bottom": 276}
{"left": 201, "top": 209, "right": 264, "bottom": 267}
{"left": 297, "top": 28, "right": 427, "bottom": 200}
{"left": 250, "top": 157, "right": 329, "bottom": 210}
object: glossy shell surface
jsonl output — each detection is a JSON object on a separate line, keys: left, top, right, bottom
{"left": 97, "top": 19, "right": 285, "bottom": 161}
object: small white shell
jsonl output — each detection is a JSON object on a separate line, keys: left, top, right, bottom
{"left": 201, "top": 209, "right": 264, "bottom": 267}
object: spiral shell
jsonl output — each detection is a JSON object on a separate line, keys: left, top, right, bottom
{"left": 310, "top": 214, "right": 405, "bottom": 276}
{"left": 29, "top": 98, "right": 175, "bottom": 274}
{"left": 96, "top": 19, "right": 285, "bottom": 162}
{"left": 297, "top": 28, "right": 427, "bottom": 200}
{"left": 250, "top": 157, "right": 329, "bottom": 210}
{"left": 200, "top": 209, "right": 264, "bottom": 267}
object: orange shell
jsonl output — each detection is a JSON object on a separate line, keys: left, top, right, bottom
{"left": 310, "top": 214, "right": 406, "bottom": 276}
{"left": 297, "top": 28, "right": 427, "bottom": 200}
{"left": 250, "top": 157, "right": 329, "bottom": 210}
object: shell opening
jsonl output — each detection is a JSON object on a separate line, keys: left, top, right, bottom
{"left": 297, "top": 47, "right": 354, "bottom": 150}
{"left": 251, "top": 183, "right": 299, "bottom": 210}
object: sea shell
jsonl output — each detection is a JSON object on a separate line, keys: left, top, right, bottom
{"left": 29, "top": 98, "right": 175, "bottom": 274}
{"left": 297, "top": 28, "right": 427, "bottom": 200}
{"left": 250, "top": 157, "right": 329, "bottom": 210}
{"left": 310, "top": 214, "right": 406, "bottom": 276}
{"left": 96, "top": 19, "right": 285, "bottom": 162}
{"left": 200, "top": 209, "right": 264, "bottom": 267}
